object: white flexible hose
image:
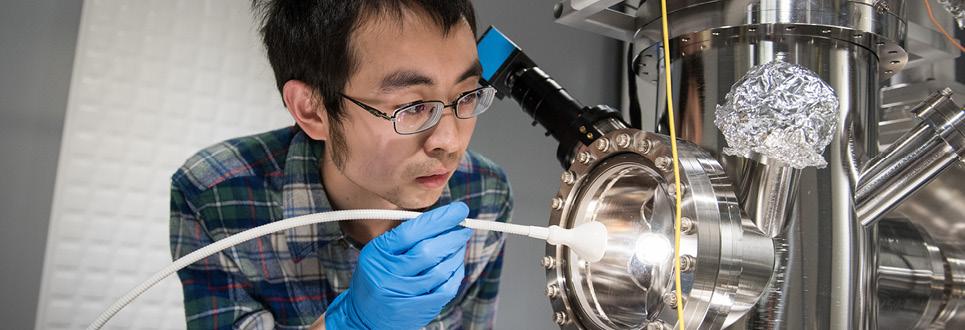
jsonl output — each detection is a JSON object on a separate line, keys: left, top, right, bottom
{"left": 86, "top": 209, "right": 607, "bottom": 330}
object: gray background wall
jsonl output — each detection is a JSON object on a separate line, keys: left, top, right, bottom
{"left": 471, "top": 2, "right": 621, "bottom": 328}
{"left": 0, "top": 1, "right": 83, "bottom": 330}
{"left": 0, "top": 0, "right": 619, "bottom": 328}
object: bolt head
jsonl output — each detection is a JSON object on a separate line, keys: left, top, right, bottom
{"left": 561, "top": 171, "right": 576, "bottom": 185}
{"left": 595, "top": 138, "right": 610, "bottom": 152}
{"left": 680, "top": 254, "right": 697, "bottom": 273}
{"left": 637, "top": 139, "right": 653, "bottom": 154}
{"left": 554, "top": 311, "right": 569, "bottom": 325}
{"left": 546, "top": 284, "right": 561, "bottom": 298}
{"left": 655, "top": 156, "right": 673, "bottom": 172}
{"left": 616, "top": 133, "right": 632, "bottom": 148}
{"left": 551, "top": 197, "right": 564, "bottom": 210}
{"left": 541, "top": 256, "right": 557, "bottom": 269}
{"left": 577, "top": 151, "right": 594, "bottom": 165}
{"left": 662, "top": 292, "right": 678, "bottom": 309}
{"left": 680, "top": 216, "right": 696, "bottom": 235}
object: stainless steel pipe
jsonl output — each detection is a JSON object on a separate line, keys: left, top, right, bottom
{"left": 858, "top": 89, "right": 965, "bottom": 227}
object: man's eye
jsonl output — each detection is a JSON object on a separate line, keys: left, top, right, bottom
{"left": 459, "top": 92, "right": 478, "bottom": 104}
{"left": 410, "top": 103, "right": 432, "bottom": 113}
{"left": 394, "top": 100, "right": 425, "bottom": 112}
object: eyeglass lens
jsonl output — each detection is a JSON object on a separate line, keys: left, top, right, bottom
{"left": 394, "top": 87, "right": 496, "bottom": 134}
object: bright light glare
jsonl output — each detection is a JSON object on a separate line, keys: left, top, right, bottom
{"left": 634, "top": 233, "right": 672, "bottom": 264}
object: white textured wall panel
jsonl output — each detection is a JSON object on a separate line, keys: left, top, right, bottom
{"left": 36, "top": 1, "right": 292, "bottom": 329}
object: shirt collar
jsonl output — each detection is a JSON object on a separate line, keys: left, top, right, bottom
{"left": 281, "top": 129, "right": 454, "bottom": 263}
{"left": 282, "top": 130, "right": 340, "bottom": 263}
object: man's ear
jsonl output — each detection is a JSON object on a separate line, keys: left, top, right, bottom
{"left": 282, "top": 80, "right": 330, "bottom": 141}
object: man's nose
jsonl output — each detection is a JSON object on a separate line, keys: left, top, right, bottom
{"left": 423, "top": 111, "right": 462, "bottom": 157}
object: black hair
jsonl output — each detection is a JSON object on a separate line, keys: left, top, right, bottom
{"left": 252, "top": 0, "right": 478, "bottom": 121}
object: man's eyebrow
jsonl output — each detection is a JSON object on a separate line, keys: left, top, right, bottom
{"left": 378, "top": 70, "right": 434, "bottom": 94}
{"left": 377, "top": 61, "right": 483, "bottom": 94}
{"left": 457, "top": 61, "right": 483, "bottom": 83}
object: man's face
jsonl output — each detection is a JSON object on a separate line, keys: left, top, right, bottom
{"left": 330, "top": 10, "right": 480, "bottom": 209}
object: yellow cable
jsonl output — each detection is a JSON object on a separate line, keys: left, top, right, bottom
{"left": 657, "top": 0, "right": 686, "bottom": 329}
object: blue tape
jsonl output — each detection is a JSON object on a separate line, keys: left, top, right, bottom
{"left": 477, "top": 27, "right": 517, "bottom": 82}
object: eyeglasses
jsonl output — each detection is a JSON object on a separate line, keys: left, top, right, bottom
{"left": 340, "top": 86, "right": 497, "bottom": 135}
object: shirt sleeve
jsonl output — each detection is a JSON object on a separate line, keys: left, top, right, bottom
{"left": 169, "top": 181, "right": 274, "bottom": 330}
{"left": 459, "top": 183, "right": 513, "bottom": 330}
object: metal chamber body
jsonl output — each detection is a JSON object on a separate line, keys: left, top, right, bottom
{"left": 662, "top": 33, "right": 878, "bottom": 329}
{"left": 543, "top": 128, "right": 775, "bottom": 330}
{"left": 540, "top": 0, "right": 965, "bottom": 329}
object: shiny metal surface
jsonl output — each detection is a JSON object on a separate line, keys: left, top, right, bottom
{"left": 727, "top": 157, "right": 800, "bottom": 238}
{"left": 640, "top": 27, "right": 879, "bottom": 329}
{"left": 893, "top": 163, "right": 965, "bottom": 252}
{"left": 937, "top": 250, "right": 965, "bottom": 328}
{"left": 876, "top": 218, "right": 947, "bottom": 329}
{"left": 857, "top": 90, "right": 965, "bottom": 227}
{"left": 634, "top": 0, "right": 905, "bottom": 43}
{"left": 632, "top": 0, "right": 906, "bottom": 80}
{"left": 876, "top": 217, "right": 965, "bottom": 329}
{"left": 550, "top": 1, "right": 965, "bottom": 330}
{"left": 545, "top": 128, "right": 775, "bottom": 329}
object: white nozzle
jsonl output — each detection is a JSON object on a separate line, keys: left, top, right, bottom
{"left": 460, "top": 219, "right": 609, "bottom": 262}
{"left": 545, "top": 222, "right": 609, "bottom": 262}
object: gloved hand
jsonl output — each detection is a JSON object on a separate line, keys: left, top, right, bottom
{"left": 324, "top": 202, "right": 473, "bottom": 330}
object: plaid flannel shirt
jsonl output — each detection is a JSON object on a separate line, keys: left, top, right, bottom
{"left": 170, "top": 126, "right": 512, "bottom": 329}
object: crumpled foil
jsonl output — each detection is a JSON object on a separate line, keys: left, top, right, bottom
{"left": 714, "top": 60, "right": 839, "bottom": 169}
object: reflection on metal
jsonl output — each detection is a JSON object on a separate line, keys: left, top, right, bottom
{"left": 727, "top": 158, "right": 800, "bottom": 239}
{"left": 857, "top": 89, "right": 965, "bottom": 227}
{"left": 939, "top": 0, "right": 965, "bottom": 29}
{"left": 877, "top": 217, "right": 965, "bottom": 329}
{"left": 544, "top": 128, "right": 774, "bottom": 329}
{"left": 545, "top": 0, "right": 965, "bottom": 329}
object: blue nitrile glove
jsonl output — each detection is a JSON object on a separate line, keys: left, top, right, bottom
{"left": 324, "top": 202, "right": 473, "bottom": 330}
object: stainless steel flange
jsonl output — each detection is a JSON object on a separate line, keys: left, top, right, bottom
{"left": 544, "top": 128, "right": 775, "bottom": 329}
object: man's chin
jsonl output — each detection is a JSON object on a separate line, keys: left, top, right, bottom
{"left": 396, "top": 186, "right": 446, "bottom": 210}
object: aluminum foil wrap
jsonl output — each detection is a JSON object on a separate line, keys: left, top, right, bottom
{"left": 715, "top": 60, "right": 839, "bottom": 169}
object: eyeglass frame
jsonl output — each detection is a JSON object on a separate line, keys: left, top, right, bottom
{"left": 339, "top": 85, "right": 496, "bottom": 135}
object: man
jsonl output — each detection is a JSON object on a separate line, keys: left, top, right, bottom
{"left": 169, "top": 1, "right": 512, "bottom": 329}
